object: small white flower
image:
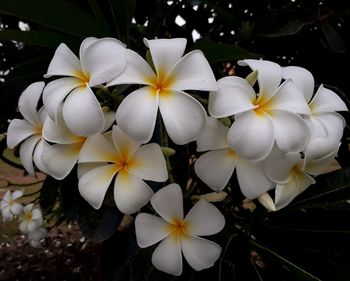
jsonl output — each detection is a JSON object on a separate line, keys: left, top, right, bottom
{"left": 43, "top": 37, "right": 127, "bottom": 136}
{"left": 135, "top": 183, "right": 225, "bottom": 276}
{"left": 6, "top": 82, "right": 49, "bottom": 175}
{"left": 0, "top": 190, "right": 23, "bottom": 222}
{"left": 77, "top": 125, "right": 168, "bottom": 214}
{"left": 19, "top": 204, "right": 43, "bottom": 234}
{"left": 109, "top": 38, "right": 217, "bottom": 145}
{"left": 28, "top": 227, "right": 47, "bottom": 247}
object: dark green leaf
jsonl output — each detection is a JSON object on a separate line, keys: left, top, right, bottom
{"left": 192, "top": 39, "right": 261, "bottom": 63}
{"left": 250, "top": 239, "right": 322, "bottom": 281}
{"left": 0, "top": 0, "right": 109, "bottom": 38}
{"left": 0, "top": 30, "right": 80, "bottom": 48}
{"left": 259, "top": 19, "right": 308, "bottom": 38}
{"left": 321, "top": 23, "right": 346, "bottom": 54}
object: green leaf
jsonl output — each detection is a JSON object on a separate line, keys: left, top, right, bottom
{"left": 192, "top": 39, "right": 261, "bottom": 63}
{"left": 321, "top": 23, "right": 346, "bottom": 54}
{"left": 0, "top": 30, "right": 80, "bottom": 48}
{"left": 0, "top": 0, "right": 109, "bottom": 38}
{"left": 259, "top": 19, "right": 308, "bottom": 38}
{"left": 250, "top": 239, "right": 322, "bottom": 281}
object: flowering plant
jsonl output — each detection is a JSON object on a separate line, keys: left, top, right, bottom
{"left": 0, "top": 1, "right": 350, "bottom": 280}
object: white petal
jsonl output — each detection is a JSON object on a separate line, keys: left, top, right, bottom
{"left": 271, "top": 110, "right": 310, "bottom": 153}
{"left": 10, "top": 202, "right": 23, "bottom": 215}
{"left": 267, "top": 79, "right": 310, "bottom": 114}
{"left": 2, "top": 207, "right": 13, "bottom": 221}
{"left": 310, "top": 85, "right": 348, "bottom": 113}
{"left": 77, "top": 162, "right": 104, "bottom": 179}
{"left": 228, "top": 110, "right": 274, "bottom": 161}
{"left": 159, "top": 90, "right": 206, "bottom": 145}
{"left": 42, "top": 142, "right": 83, "bottom": 179}
{"left": 112, "top": 125, "right": 141, "bottom": 159}
{"left": 78, "top": 164, "right": 118, "bottom": 209}
{"left": 33, "top": 139, "right": 50, "bottom": 175}
{"left": 43, "top": 110, "right": 83, "bottom": 144}
{"left": 169, "top": 50, "right": 217, "bottom": 91}
{"left": 18, "top": 82, "right": 44, "bottom": 124}
{"left": 116, "top": 87, "right": 158, "bottom": 143}
{"left": 128, "top": 143, "right": 168, "bottom": 182}
{"left": 146, "top": 38, "right": 187, "bottom": 76}
{"left": 238, "top": 59, "right": 282, "bottom": 100}
{"left": 19, "top": 220, "right": 29, "bottom": 233}
{"left": 79, "top": 133, "right": 117, "bottom": 163}
{"left": 2, "top": 190, "right": 11, "bottom": 202}
{"left": 181, "top": 235, "right": 221, "bottom": 271}
{"left": 19, "top": 135, "right": 40, "bottom": 175}
{"left": 81, "top": 38, "right": 127, "bottom": 87}
{"left": 135, "top": 213, "right": 169, "bottom": 248}
{"left": 6, "top": 119, "right": 36, "bottom": 149}
{"left": 45, "top": 43, "right": 81, "bottom": 77}
{"left": 313, "top": 112, "right": 345, "bottom": 141}
{"left": 107, "top": 49, "right": 156, "bottom": 86}
{"left": 113, "top": 172, "right": 153, "bottom": 214}
{"left": 282, "top": 66, "right": 315, "bottom": 102}
{"left": 37, "top": 107, "right": 48, "bottom": 125}
{"left": 258, "top": 193, "right": 276, "bottom": 211}
{"left": 43, "top": 77, "right": 80, "bottom": 121}
{"left": 32, "top": 208, "right": 42, "bottom": 221}
{"left": 12, "top": 190, "right": 23, "bottom": 200}
{"left": 305, "top": 147, "right": 339, "bottom": 176}
{"left": 196, "top": 116, "right": 229, "bottom": 152}
{"left": 151, "top": 183, "right": 184, "bottom": 222}
{"left": 236, "top": 159, "right": 275, "bottom": 199}
{"left": 304, "top": 136, "right": 340, "bottom": 162}
{"left": 63, "top": 86, "right": 104, "bottom": 136}
{"left": 208, "top": 76, "right": 256, "bottom": 118}
{"left": 275, "top": 170, "right": 315, "bottom": 210}
{"left": 152, "top": 235, "right": 183, "bottom": 276}
{"left": 102, "top": 107, "right": 116, "bottom": 132}
{"left": 185, "top": 199, "right": 225, "bottom": 236}
{"left": 194, "top": 149, "right": 236, "bottom": 191}
{"left": 79, "top": 37, "right": 98, "bottom": 59}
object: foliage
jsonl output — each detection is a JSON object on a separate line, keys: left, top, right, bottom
{"left": 1, "top": 0, "right": 350, "bottom": 280}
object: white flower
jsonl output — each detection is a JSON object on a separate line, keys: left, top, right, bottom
{"left": 43, "top": 37, "right": 126, "bottom": 136}
{"left": 28, "top": 227, "right": 47, "bottom": 247}
{"left": 108, "top": 38, "right": 217, "bottom": 145}
{"left": 6, "top": 82, "right": 49, "bottom": 175}
{"left": 0, "top": 190, "right": 23, "bottom": 222}
{"left": 77, "top": 125, "right": 168, "bottom": 214}
{"left": 135, "top": 183, "right": 225, "bottom": 276}
{"left": 19, "top": 204, "right": 43, "bottom": 234}
{"left": 194, "top": 117, "right": 277, "bottom": 199}
{"left": 282, "top": 66, "right": 348, "bottom": 140}
{"left": 209, "top": 59, "right": 311, "bottom": 161}
{"left": 260, "top": 136, "right": 340, "bottom": 210}
{"left": 41, "top": 105, "right": 115, "bottom": 180}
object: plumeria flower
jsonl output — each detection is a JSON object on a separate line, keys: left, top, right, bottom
{"left": 28, "top": 227, "right": 47, "bottom": 247}
{"left": 0, "top": 190, "right": 23, "bottom": 222}
{"left": 260, "top": 136, "right": 341, "bottom": 210}
{"left": 135, "top": 183, "right": 225, "bottom": 275}
{"left": 41, "top": 105, "right": 115, "bottom": 180}
{"left": 19, "top": 204, "right": 43, "bottom": 234}
{"left": 282, "top": 66, "right": 348, "bottom": 141}
{"left": 209, "top": 59, "right": 311, "bottom": 161}
{"left": 194, "top": 117, "right": 279, "bottom": 199}
{"left": 7, "top": 82, "right": 49, "bottom": 175}
{"left": 77, "top": 125, "right": 168, "bottom": 214}
{"left": 43, "top": 37, "right": 126, "bottom": 136}
{"left": 108, "top": 38, "right": 217, "bottom": 145}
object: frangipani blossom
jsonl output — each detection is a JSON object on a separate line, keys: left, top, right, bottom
{"left": 135, "top": 183, "right": 225, "bottom": 275}
{"left": 0, "top": 190, "right": 23, "bottom": 222}
{"left": 43, "top": 37, "right": 126, "bottom": 136}
{"left": 7, "top": 82, "right": 49, "bottom": 175}
{"left": 78, "top": 125, "right": 168, "bottom": 214}
{"left": 29, "top": 227, "right": 47, "bottom": 248}
{"left": 19, "top": 204, "right": 43, "bottom": 234}
{"left": 209, "top": 59, "right": 311, "bottom": 161}
{"left": 108, "top": 38, "right": 217, "bottom": 145}
{"left": 282, "top": 66, "right": 348, "bottom": 141}
{"left": 41, "top": 105, "right": 115, "bottom": 180}
{"left": 260, "top": 136, "right": 341, "bottom": 211}
{"left": 194, "top": 117, "right": 278, "bottom": 199}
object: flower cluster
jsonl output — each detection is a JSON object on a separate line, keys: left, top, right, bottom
{"left": 0, "top": 190, "right": 46, "bottom": 247}
{"left": 5, "top": 37, "right": 347, "bottom": 275}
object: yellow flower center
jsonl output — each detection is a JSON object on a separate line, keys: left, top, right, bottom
{"left": 74, "top": 70, "right": 90, "bottom": 88}
{"left": 24, "top": 212, "right": 33, "bottom": 222}
{"left": 227, "top": 149, "right": 236, "bottom": 158}
{"left": 146, "top": 68, "right": 174, "bottom": 97}
{"left": 167, "top": 217, "right": 190, "bottom": 238}
{"left": 253, "top": 93, "right": 274, "bottom": 116}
